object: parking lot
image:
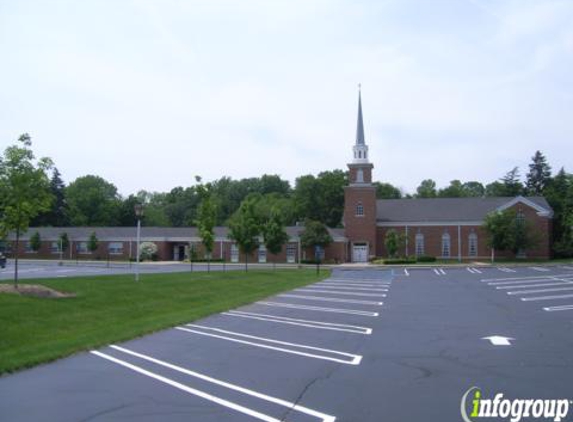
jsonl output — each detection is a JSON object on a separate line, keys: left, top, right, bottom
{"left": 0, "top": 260, "right": 277, "bottom": 280}
{"left": 1, "top": 265, "right": 573, "bottom": 421}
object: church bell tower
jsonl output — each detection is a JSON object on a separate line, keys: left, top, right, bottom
{"left": 343, "top": 86, "right": 377, "bottom": 262}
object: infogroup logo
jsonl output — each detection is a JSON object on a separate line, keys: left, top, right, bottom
{"left": 461, "top": 387, "right": 571, "bottom": 422}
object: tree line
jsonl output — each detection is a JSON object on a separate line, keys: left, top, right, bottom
{"left": 2, "top": 134, "right": 573, "bottom": 261}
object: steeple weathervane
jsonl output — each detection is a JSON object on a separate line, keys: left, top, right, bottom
{"left": 353, "top": 85, "right": 369, "bottom": 163}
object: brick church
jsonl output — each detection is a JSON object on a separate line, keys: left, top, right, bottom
{"left": 343, "top": 89, "right": 553, "bottom": 262}
{"left": 5, "top": 91, "right": 553, "bottom": 263}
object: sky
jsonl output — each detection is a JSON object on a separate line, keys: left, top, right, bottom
{"left": 1, "top": 0, "right": 572, "bottom": 196}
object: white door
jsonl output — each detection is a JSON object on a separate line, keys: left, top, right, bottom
{"left": 353, "top": 244, "right": 368, "bottom": 263}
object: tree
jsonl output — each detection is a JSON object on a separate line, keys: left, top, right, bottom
{"left": 483, "top": 209, "right": 538, "bottom": 261}
{"left": 526, "top": 151, "right": 552, "bottom": 196}
{"left": 374, "top": 182, "right": 402, "bottom": 199}
{"left": 484, "top": 181, "right": 506, "bottom": 197}
{"left": 66, "top": 175, "right": 121, "bottom": 226}
{"left": 228, "top": 197, "right": 261, "bottom": 271}
{"left": 32, "top": 167, "right": 70, "bottom": 226}
{"left": 300, "top": 220, "right": 333, "bottom": 262}
{"left": 462, "top": 181, "right": 485, "bottom": 197}
{"left": 384, "top": 229, "right": 405, "bottom": 258}
{"left": 59, "top": 232, "right": 69, "bottom": 259}
{"left": 262, "top": 207, "right": 289, "bottom": 269}
{"left": 544, "top": 168, "right": 573, "bottom": 257}
{"left": 0, "top": 134, "right": 53, "bottom": 286}
{"left": 486, "top": 168, "right": 524, "bottom": 197}
{"left": 30, "top": 231, "right": 42, "bottom": 252}
{"left": 500, "top": 167, "right": 524, "bottom": 197}
{"left": 136, "top": 190, "right": 170, "bottom": 226}
{"left": 483, "top": 210, "right": 514, "bottom": 261}
{"left": 164, "top": 186, "right": 200, "bottom": 227}
{"left": 438, "top": 180, "right": 466, "bottom": 198}
{"left": 293, "top": 170, "right": 347, "bottom": 227}
{"left": 195, "top": 177, "right": 217, "bottom": 272}
{"left": 87, "top": 231, "right": 99, "bottom": 256}
{"left": 416, "top": 179, "right": 437, "bottom": 198}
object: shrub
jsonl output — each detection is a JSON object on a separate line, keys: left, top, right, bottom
{"left": 416, "top": 255, "right": 436, "bottom": 262}
{"left": 139, "top": 242, "right": 158, "bottom": 261}
{"left": 382, "top": 258, "right": 416, "bottom": 265}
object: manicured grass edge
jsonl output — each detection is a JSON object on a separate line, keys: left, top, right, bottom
{"left": 1, "top": 269, "right": 330, "bottom": 375}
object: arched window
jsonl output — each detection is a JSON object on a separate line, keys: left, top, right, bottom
{"left": 356, "top": 168, "right": 364, "bottom": 183}
{"left": 356, "top": 202, "right": 364, "bottom": 216}
{"left": 441, "top": 232, "right": 451, "bottom": 258}
{"left": 415, "top": 232, "right": 424, "bottom": 256}
{"left": 468, "top": 232, "right": 478, "bottom": 257}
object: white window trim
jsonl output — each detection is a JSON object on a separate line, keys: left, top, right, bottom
{"left": 441, "top": 233, "right": 451, "bottom": 258}
{"left": 108, "top": 242, "right": 124, "bottom": 255}
{"left": 415, "top": 234, "right": 424, "bottom": 256}
{"left": 468, "top": 233, "right": 478, "bottom": 257}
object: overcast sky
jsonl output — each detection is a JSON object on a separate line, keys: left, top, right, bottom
{"left": 1, "top": 0, "right": 572, "bottom": 196}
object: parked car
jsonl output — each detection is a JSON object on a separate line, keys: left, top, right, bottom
{"left": 0, "top": 253, "right": 6, "bottom": 269}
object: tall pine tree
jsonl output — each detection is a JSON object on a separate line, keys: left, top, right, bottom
{"left": 32, "top": 167, "right": 69, "bottom": 226}
{"left": 526, "top": 151, "right": 552, "bottom": 196}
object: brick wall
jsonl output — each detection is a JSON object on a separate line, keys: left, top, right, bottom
{"left": 375, "top": 203, "right": 552, "bottom": 260}
{"left": 344, "top": 184, "right": 377, "bottom": 259}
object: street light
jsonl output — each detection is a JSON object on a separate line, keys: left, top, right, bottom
{"left": 134, "top": 204, "right": 143, "bottom": 282}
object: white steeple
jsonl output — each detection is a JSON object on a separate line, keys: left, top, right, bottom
{"left": 353, "top": 85, "right": 369, "bottom": 164}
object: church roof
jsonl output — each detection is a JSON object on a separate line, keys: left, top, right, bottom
{"left": 8, "top": 226, "right": 348, "bottom": 242}
{"left": 376, "top": 196, "right": 553, "bottom": 223}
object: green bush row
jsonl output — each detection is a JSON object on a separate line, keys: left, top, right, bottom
{"left": 372, "top": 255, "right": 437, "bottom": 265}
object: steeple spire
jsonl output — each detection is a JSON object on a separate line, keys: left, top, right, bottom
{"left": 352, "top": 85, "right": 369, "bottom": 164}
{"left": 356, "top": 84, "right": 365, "bottom": 146}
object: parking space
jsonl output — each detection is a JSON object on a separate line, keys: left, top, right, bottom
{"left": 2, "top": 265, "right": 573, "bottom": 421}
{"left": 0, "top": 269, "right": 394, "bottom": 422}
{"left": 479, "top": 266, "right": 573, "bottom": 313}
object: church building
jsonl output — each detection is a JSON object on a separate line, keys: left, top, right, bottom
{"left": 4, "top": 90, "right": 554, "bottom": 263}
{"left": 343, "top": 89, "right": 553, "bottom": 262}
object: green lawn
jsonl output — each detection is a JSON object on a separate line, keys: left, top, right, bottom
{"left": 0, "top": 269, "right": 328, "bottom": 374}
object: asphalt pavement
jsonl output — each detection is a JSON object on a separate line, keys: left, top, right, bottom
{"left": 1, "top": 265, "right": 573, "bottom": 421}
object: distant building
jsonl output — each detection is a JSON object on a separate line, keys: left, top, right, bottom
{"left": 2, "top": 90, "right": 553, "bottom": 263}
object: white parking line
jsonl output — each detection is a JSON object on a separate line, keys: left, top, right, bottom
{"left": 496, "top": 282, "right": 573, "bottom": 290}
{"left": 507, "top": 287, "right": 573, "bottom": 295}
{"left": 317, "top": 282, "right": 388, "bottom": 288}
{"left": 560, "top": 266, "right": 573, "bottom": 271}
{"left": 92, "top": 347, "right": 336, "bottom": 422}
{"left": 279, "top": 294, "right": 383, "bottom": 306}
{"left": 328, "top": 278, "right": 386, "bottom": 282}
{"left": 178, "top": 324, "right": 362, "bottom": 365}
{"left": 257, "top": 301, "right": 379, "bottom": 317}
{"left": 481, "top": 274, "right": 573, "bottom": 282}
{"left": 323, "top": 279, "right": 391, "bottom": 285}
{"left": 498, "top": 267, "right": 516, "bottom": 273}
{"left": 295, "top": 289, "right": 386, "bottom": 298}
{"left": 433, "top": 268, "right": 446, "bottom": 275}
{"left": 487, "top": 279, "right": 556, "bottom": 286}
{"left": 521, "top": 294, "right": 573, "bottom": 302}
{"left": 530, "top": 267, "right": 551, "bottom": 272}
{"left": 404, "top": 269, "right": 409, "bottom": 276}
{"left": 467, "top": 268, "right": 482, "bottom": 274}
{"left": 306, "top": 285, "right": 388, "bottom": 292}
{"left": 223, "top": 310, "right": 372, "bottom": 334}
{"left": 543, "top": 304, "right": 573, "bottom": 312}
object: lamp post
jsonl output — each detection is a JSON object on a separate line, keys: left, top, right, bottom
{"left": 134, "top": 204, "right": 143, "bottom": 282}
